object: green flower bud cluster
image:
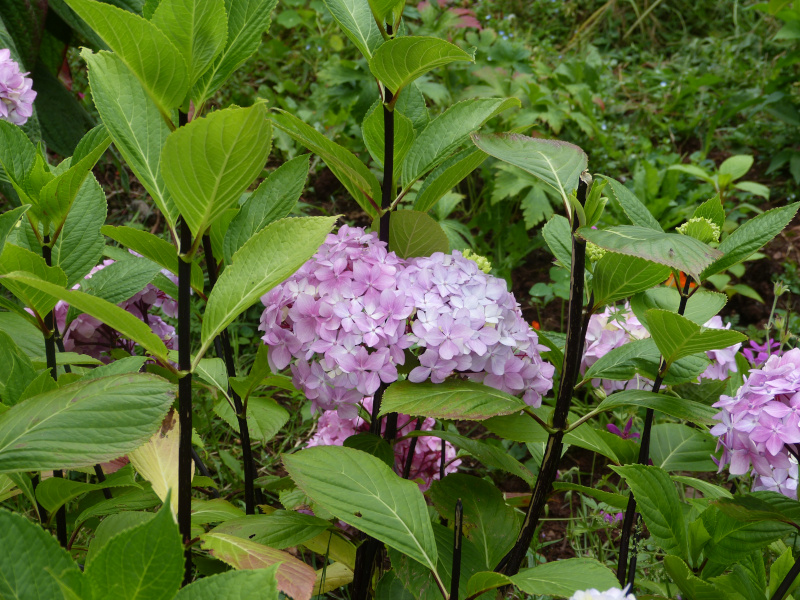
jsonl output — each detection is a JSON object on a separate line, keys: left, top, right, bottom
{"left": 462, "top": 249, "right": 492, "bottom": 273}
{"left": 676, "top": 217, "right": 721, "bottom": 244}
{"left": 586, "top": 242, "right": 607, "bottom": 263}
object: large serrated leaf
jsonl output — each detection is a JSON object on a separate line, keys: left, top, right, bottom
{"left": 283, "top": 445, "right": 438, "bottom": 574}
{"left": 591, "top": 253, "right": 671, "bottom": 308}
{"left": 175, "top": 568, "right": 279, "bottom": 600}
{"left": 413, "top": 147, "right": 487, "bottom": 213}
{"left": 380, "top": 380, "right": 526, "bottom": 420}
{"left": 388, "top": 210, "right": 449, "bottom": 258}
{"left": 64, "top": 0, "right": 189, "bottom": 114}
{"left": 595, "top": 389, "right": 717, "bottom": 424}
{"left": 646, "top": 309, "right": 746, "bottom": 367}
{"left": 651, "top": 423, "right": 717, "bottom": 472}
{"left": 599, "top": 175, "right": 663, "bottom": 231}
{"left": 161, "top": 104, "right": 272, "bottom": 239}
{"left": 0, "top": 244, "right": 68, "bottom": 317}
{"left": 0, "top": 374, "right": 173, "bottom": 473}
{"left": 510, "top": 558, "right": 620, "bottom": 597}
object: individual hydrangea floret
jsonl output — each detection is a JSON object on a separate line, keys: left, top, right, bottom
{"left": 260, "top": 225, "right": 554, "bottom": 416}
{"left": 54, "top": 260, "right": 177, "bottom": 362}
{"left": 743, "top": 338, "right": 781, "bottom": 367}
{"left": 306, "top": 397, "right": 460, "bottom": 490}
{"left": 580, "top": 304, "right": 742, "bottom": 393}
{"left": 569, "top": 586, "right": 636, "bottom": 600}
{"left": 0, "top": 49, "right": 36, "bottom": 126}
{"left": 711, "top": 348, "right": 800, "bottom": 498}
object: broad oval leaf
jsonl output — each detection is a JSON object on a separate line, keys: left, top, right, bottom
{"left": 283, "top": 445, "right": 438, "bottom": 573}
{"left": 369, "top": 36, "right": 475, "bottom": 98}
{"left": 201, "top": 216, "right": 336, "bottom": 356}
{"left": 0, "top": 373, "right": 173, "bottom": 473}
{"left": 84, "top": 50, "right": 179, "bottom": 229}
{"left": 210, "top": 510, "right": 331, "bottom": 549}
{"left": 591, "top": 253, "right": 672, "bottom": 309}
{"left": 595, "top": 389, "right": 717, "bottom": 425}
{"left": 380, "top": 380, "right": 527, "bottom": 420}
{"left": 578, "top": 225, "right": 722, "bottom": 281}
{"left": 509, "top": 558, "right": 620, "bottom": 597}
{"left": 542, "top": 214, "right": 572, "bottom": 269}
{"left": 388, "top": 210, "right": 449, "bottom": 259}
{"left": 646, "top": 309, "right": 746, "bottom": 367}
{"left": 631, "top": 287, "right": 727, "bottom": 328}
{"left": 402, "top": 98, "right": 519, "bottom": 187}
{"left": 269, "top": 110, "right": 381, "bottom": 217}
{"left": 200, "top": 532, "right": 317, "bottom": 600}
{"left": 471, "top": 132, "right": 587, "bottom": 215}
{"left": 0, "top": 244, "right": 68, "bottom": 317}
{"left": 85, "top": 502, "right": 183, "bottom": 600}
{"left": 175, "top": 568, "right": 279, "bottom": 600}
{"left": 651, "top": 423, "right": 717, "bottom": 472}
{"left": 161, "top": 103, "right": 272, "bottom": 238}
{"left": 322, "top": 0, "right": 383, "bottom": 60}
{"left": 64, "top": 0, "right": 189, "bottom": 113}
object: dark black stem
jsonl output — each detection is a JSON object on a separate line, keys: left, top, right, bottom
{"left": 496, "top": 174, "right": 591, "bottom": 576}
{"left": 401, "top": 419, "right": 423, "bottom": 479}
{"left": 42, "top": 237, "right": 68, "bottom": 548}
{"left": 772, "top": 553, "right": 800, "bottom": 600}
{"left": 617, "top": 275, "right": 693, "bottom": 586}
{"left": 202, "top": 235, "right": 255, "bottom": 510}
{"left": 177, "top": 215, "right": 193, "bottom": 585}
{"left": 451, "top": 498, "right": 463, "bottom": 600}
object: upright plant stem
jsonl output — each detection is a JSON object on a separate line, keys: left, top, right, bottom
{"left": 496, "top": 175, "right": 591, "bottom": 576}
{"left": 202, "top": 235, "right": 259, "bottom": 513}
{"left": 451, "top": 498, "right": 463, "bottom": 600}
{"left": 41, "top": 236, "right": 67, "bottom": 547}
{"left": 352, "top": 31, "right": 396, "bottom": 600}
{"left": 617, "top": 276, "right": 693, "bottom": 586}
{"left": 177, "top": 214, "right": 193, "bottom": 584}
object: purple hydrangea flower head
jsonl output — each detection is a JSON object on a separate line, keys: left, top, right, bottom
{"left": 306, "top": 396, "right": 460, "bottom": 490}
{"left": 580, "top": 304, "right": 742, "bottom": 392}
{"left": 0, "top": 49, "right": 36, "bottom": 126}
{"left": 711, "top": 348, "right": 800, "bottom": 498}
{"left": 260, "top": 226, "right": 555, "bottom": 415}
{"left": 54, "top": 259, "right": 177, "bottom": 362}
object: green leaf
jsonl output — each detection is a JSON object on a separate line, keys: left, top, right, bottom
{"left": 151, "top": 0, "right": 227, "bottom": 87}
{"left": 510, "top": 558, "right": 620, "bottom": 597}
{"left": 193, "top": 0, "right": 278, "bottom": 105}
{"left": 51, "top": 176, "right": 107, "bottom": 287}
{"left": 413, "top": 147, "right": 487, "bottom": 213}
{"left": 542, "top": 214, "right": 573, "bottom": 269}
{"left": 0, "top": 205, "right": 29, "bottom": 254}
{"left": 466, "top": 572, "right": 514, "bottom": 598}
{"left": 720, "top": 155, "right": 756, "bottom": 180}
{"left": 0, "top": 509, "right": 84, "bottom": 599}
{"left": 64, "top": 0, "right": 189, "bottom": 114}
{"left": 283, "top": 445, "right": 438, "bottom": 574}
{"left": 201, "top": 216, "right": 335, "bottom": 356}
{"left": 38, "top": 126, "right": 111, "bottom": 230}
{"left": 199, "top": 533, "right": 317, "bottom": 600}
{"left": 363, "top": 101, "right": 415, "bottom": 180}
{"left": 0, "top": 120, "right": 36, "bottom": 194}
{"left": 471, "top": 133, "right": 588, "bottom": 217}
{"left": 369, "top": 36, "right": 475, "bottom": 98}
{"left": 429, "top": 474, "right": 519, "bottom": 570}
{"left": 664, "top": 555, "right": 728, "bottom": 600}
{"left": 402, "top": 98, "right": 519, "bottom": 187}
{"left": 388, "top": 210, "right": 449, "bottom": 259}
{"left": 101, "top": 226, "right": 204, "bottom": 293}
{"left": 592, "top": 253, "right": 672, "bottom": 308}
{"left": 694, "top": 196, "right": 726, "bottom": 229}
{"left": 631, "top": 288, "right": 727, "bottom": 328}
{"left": 551, "top": 482, "right": 629, "bottom": 510}
{"left": 161, "top": 104, "right": 272, "bottom": 238}
{"left": 190, "top": 498, "right": 245, "bottom": 525}
{"left": 700, "top": 202, "right": 799, "bottom": 279}
{"left": 734, "top": 181, "right": 771, "bottom": 199}
{"left": 578, "top": 225, "right": 722, "bottom": 281}
{"left": 646, "top": 309, "right": 746, "bottom": 367}
{"left": 343, "top": 432, "right": 394, "bottom": 468}
{"left": 1, "top": 272, "right": 171, "bottom": 362}
{"left": 368, "top": 0, "right": 404, "bottom": 25}
{"left": 86, "top": 512, "right": 156, "bottom": 565}
{"left": 222, "top": 154, "right": 309, "bottom": 264}
{"left": 35, "top": 463, "right": 140, "bottom": 513}
{"left": 408, "top": 430, "right": 535, "bottom": 485}
{"left": 0, "top": 244, "right": 68, "bottom": 317}
{"left": 69, "top": 258, "right": 162, "bottom": 318}
{"left": 715, "top": 492, "right": 800, "bottom": 527}
{"left": 0, "top": 373, "right": 173, "bottom": 473}
{"left": 214, "top": 396, "right": 289, "bottom": 444}
{"left": 394, "top": 82, "right": 429, "bottom": 131}
{"left": 595, "top": 389, "right": 717, "bottom": 425}
{"left": 86, "top": 502, "right": 183, "bottom": 600}
{"left": 769, "top": 548, "right": 797, "bottom": 599}
{"left": 381, "top": 380, "right": 526, "bottom": 421}
{"left": 612, "top": 464, "right": 688, "bottom": 558}
{"left": 84, "top": 50, "right": 179, "bottom": 228}
{"left": 210, "top": 510, "right": 331, "bottom": 549}
{"left": 651, "top": 423, "right": 717, "bottom": 472}
{"left": 701, "top": 505, "right": 793, "bottom": 567}
{"left": 175, "top": 568, "right": 279, "bottom": 600}
{"left": 322, "top": 0, "right": 382, "bottom": 60}
{"left": 599, "top": 175, "right": 663, "bottom": 231}
{"left": 270, "top": 110, "right": 381, "bottom": 217}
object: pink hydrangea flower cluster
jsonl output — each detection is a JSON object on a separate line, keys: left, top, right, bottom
{"left": 711, "top": 348, "right": 800, "bottom": 498}
{"left": 306, "top": 397, "right": 460, "bottom": 490}
{"left": 0, "top": 49, "right": 36, "bottom": 126}
{"left": 580, "top": 304, "right": 741, "bottom": 393}
{"left": 54, "top": 260, "right": 177, "bottom": 362}
{"left": 259, "top": 225, "right": 554, "bottom": 418}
